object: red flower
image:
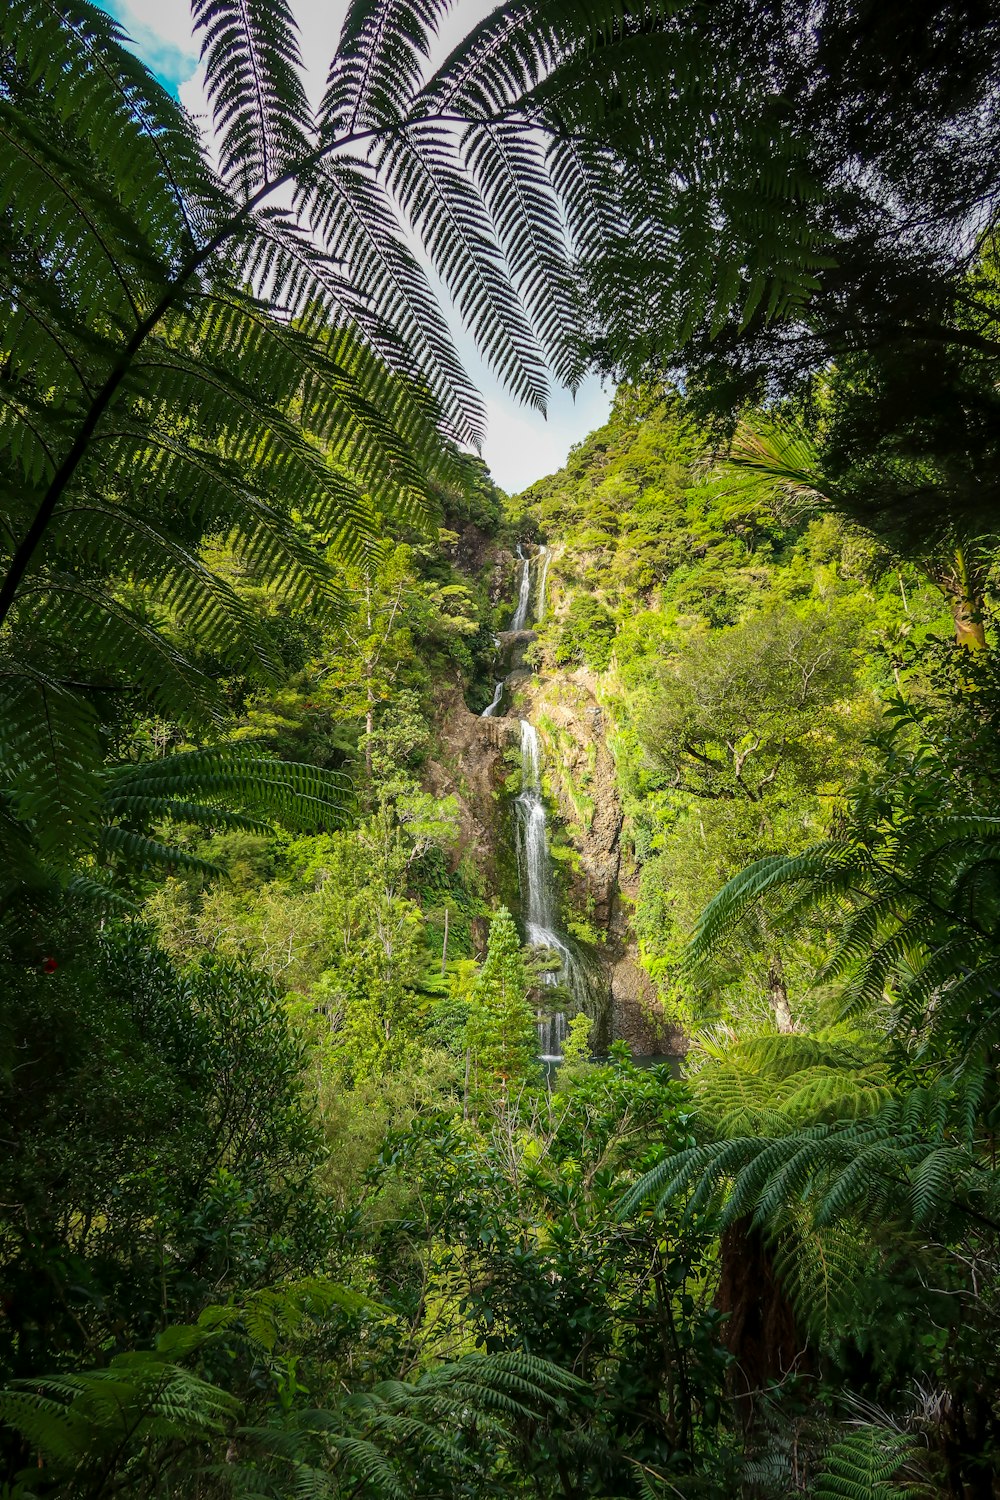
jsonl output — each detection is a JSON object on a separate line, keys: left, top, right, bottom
{"left": 41, "top": 956, "right": 58, "bottom": 974}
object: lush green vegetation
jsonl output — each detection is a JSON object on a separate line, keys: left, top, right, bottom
{"left": 4, "top": 0, "right": 1000, "bottom": 1496}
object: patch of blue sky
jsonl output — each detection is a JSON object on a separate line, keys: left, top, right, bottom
{"left": 97, "top": 1, "right": 198, "bottom": 98}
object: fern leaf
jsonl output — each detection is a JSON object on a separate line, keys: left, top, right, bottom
{"left": 193, "top": 0, "right": 310, "bottom": 194}
{"left": 813, "top": 1423, "right": 924, "bottom": 1500}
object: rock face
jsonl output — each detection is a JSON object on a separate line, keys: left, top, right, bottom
{"left": 422, "top": 678, "right": 518, "bottom": 904}
{"left": 610, "top": 946, "right": 686, "bottom": 1056}
{"left": 514, "top": 668, "right": 686, "bottom": 1058}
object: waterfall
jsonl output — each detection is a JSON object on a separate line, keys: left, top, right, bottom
{"left": 510, "top": 544, "right": 532, "bottom": 632}
{"left": 515, "top": 719, "right": 575, "bottom": 1060}
{"left": 536, "top": 545, "right": 551, "bottom": 623}
{"left": 480, "top": 680, "right": 504, "bottom": 717}
{"left": 483, "top": 540, "right": 597, "bottom": 1063}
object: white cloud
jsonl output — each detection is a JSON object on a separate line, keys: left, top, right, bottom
{"left": 101, "top": 0, "right": 199, "bottom": 90}
{"left": 97, "top": 0, "right": 611, "bottom": 491}
{"left": 480, "top": 380, "right": 612, "bottom": 495}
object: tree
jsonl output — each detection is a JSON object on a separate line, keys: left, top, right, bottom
{"left": 468, "top": 906, "right": 536, "bottom": 1090}
{"left": 640, "top": 608, "right": 860, "bottom": 807}
{"left": 634, "top": 602, "right": 869, "bottom": 1028}
{"left": 623, "top": 693, "right": 1000, "bottom": 1492}
{"left": 553, "top": 594, "right": 617, "bottom": 671}
{"left": 730, "top": 343, "right": 1000, "bottom": 650}
{"left": 582, "top": 1, "right": 1000, "bottom": 419}
{"left": 317, "top": 545, "right": 421, "bottom": 775}
{"left": 0, "top": 924, "right": 329, "bottom": 1383}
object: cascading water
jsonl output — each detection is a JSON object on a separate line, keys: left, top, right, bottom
{"left": 510, "top": 544, "right": 532, "bottom": 632}
{"left": 480, "top": 681, "right": 504, "bottom": 717}
{"left": 485, "top": 541, "right": 592, "bottom": 1062}
{"left": 515, "top": 720, "right": 574, "bottom": 1060}
{"left": 536, "top": 545, "right": 551, "bottom": 623}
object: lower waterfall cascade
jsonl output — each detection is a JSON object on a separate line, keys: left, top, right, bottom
{"left": 480, "top": 680, "right": 504, "bottom": 717}
{"left": 516, "top": 718, "right": 574, "bottom": 1061}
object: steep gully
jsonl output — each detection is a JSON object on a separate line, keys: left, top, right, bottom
{"left": 481, "top": 545, "right": 593, "bottom": 1060}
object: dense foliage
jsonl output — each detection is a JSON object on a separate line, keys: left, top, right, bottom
{"left": 4, "top": 0, "right": 1000, "bottom": 1496}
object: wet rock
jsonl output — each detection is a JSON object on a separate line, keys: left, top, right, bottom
{"left": 611, "top": 948, "right": 687, "bottom": 1057}
{"left": 422, "top": 679, "right": 518, "bottom": 894}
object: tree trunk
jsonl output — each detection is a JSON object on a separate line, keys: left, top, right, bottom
{"left": 930, "top": 546, "right": 987, "bottom": 649}
{"left": 716, "top": 1216, "right": 805, "bottom": 1426}
{"left": 768, "top": 956, "right": 794, "bottom": 1033}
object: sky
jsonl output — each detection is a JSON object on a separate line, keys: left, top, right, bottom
{"left": 98, "top": 0, "right": 612, "bottom": 494}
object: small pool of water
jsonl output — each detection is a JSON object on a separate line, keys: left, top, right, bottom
{"left": 543, "top": 1053, "right": 683, "bottom": 1080}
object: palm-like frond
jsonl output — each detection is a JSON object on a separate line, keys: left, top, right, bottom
{"left": 623, "top": 1074, "right": 998, "bottom": 1239}
{"left": 98, "top": 745, "right": 350, "bottom": 874}
{"left": 813, "top": 1423, "right": 925, "bottom": 1500}
{"left": 687, "top": 804, "right": 1000, "bottom": 1065}
{"left": 0, "top": 744, "right": 349, "bottom": 911}
{"left": 193, "top": 0, "right": 311, "bottom": 194}
{"left": 729, "top": 415, "right": 832, "bottom": 511}
{"left": 0, "top": 1362, "right": 239, "bottom": 1477}
{"left": 241, "top": 1350, "right": 580, "bottom": 1497}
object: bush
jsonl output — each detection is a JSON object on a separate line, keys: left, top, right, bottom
{"left": 553, "top": 595, "right": 618, "bottom": 671}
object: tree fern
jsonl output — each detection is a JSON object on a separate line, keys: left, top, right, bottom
{"left": 624, "top": 1073, "right": 1000, "bottom": 1239}
{"left": 0, "top": 1304, "right": 580, "bottom": 1499}
{"left": 687, "top": 791, "right": 1000, "bottom": 1068}
{"left": 243, "top": 1352, "right": 581, "bottom": 1499}
{"left": 618, "top": 1018, "right": 997, "bottom": 1366}
{"left": 728, "top": 412, "right": 994, "bottom": 646}
{"left": 0, "top": 744, "right": 349, "bottom": 911}
{"left": 0, "top": 1361, "right": 239, "bottom": 1488}
{"left": 812, "top": 1423, "right": 925, "bottom": 1500}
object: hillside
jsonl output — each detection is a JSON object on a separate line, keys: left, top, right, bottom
{"left": 505, "top": 387, "right": 949, "bottom": 1035}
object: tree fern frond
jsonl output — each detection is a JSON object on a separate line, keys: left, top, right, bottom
{"left": 6, "top": 0, "right": 215, "bottom": 248}
{"left": 0, "top": 673, "right": 104, "bottom": 863}
{"left": 0, "top": 1361, "right": 239, "bottom": 1476}
{"left": 104, "top": 747, "right": 349, "bottom": 836}
{"left": 193, "top": 0, "right": 311, "bottom": 195}
{"left": 770, "top": 1211, "right": 867, "bottom": 1343}
{"left": 16, "top": 581, "right": 226, "bottom": 724}
{"left": 813, "top": 1423, "right": 925, "bottom": 1500}
{"left": 322, "top": 0, "right": 449, "bottom": 136}
{"left": 375, "top": 121, "right": 551, "bottom": 409}
{"left": 295, "top": 155, "right": 486, "bottom": 447}
{"left": 463, "top": 120, "right": 585, "bottom": 388}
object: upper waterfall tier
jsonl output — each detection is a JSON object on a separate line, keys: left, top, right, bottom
{"left": 510, "top": 544, "right": 532, "bottom": 632}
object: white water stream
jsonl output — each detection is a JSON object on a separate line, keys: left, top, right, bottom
{"left": 480, "top": 542, "right": 593, "bottom": 1061}
{"left": 509, "top": 544, "right": 532, "bottom": 632}
{"left": 480, "top": 681, "right": 504, "bottom": 717}
{"left": 516, "top": 719, "right": 573, "bottom": 1060}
